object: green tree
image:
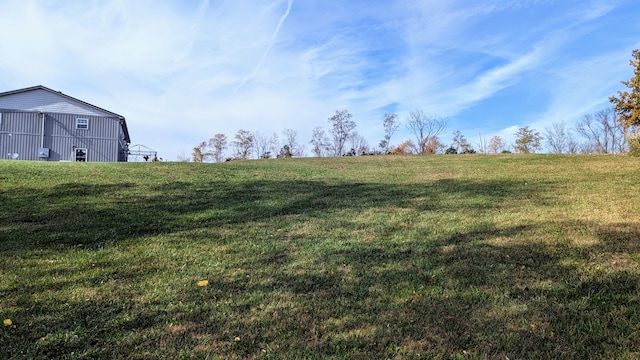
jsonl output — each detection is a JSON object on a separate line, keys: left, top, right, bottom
{"left": 610, "top": 49, "right": 640, "bottom": 129}
{"left": 513, "top": 126, "right": 543, "bottom": 154}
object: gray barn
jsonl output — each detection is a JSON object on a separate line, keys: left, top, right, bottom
{"left": 0, "top": 85, "right": 131, "bottom": 162}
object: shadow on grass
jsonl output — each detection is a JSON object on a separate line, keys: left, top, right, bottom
{"left": 1, "top": 177, "right": 552, "bottom": 252}
{"left": 167, "top": 221, "right": 640, "bottom": 359}
{"left": 3, "top": 175, "right": 640, "bottom": 358}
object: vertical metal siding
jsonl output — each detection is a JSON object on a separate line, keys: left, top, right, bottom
{"left": 0, "top": 111, "right": 41, "bottom": 160}
{"left": 45, "top": 113, "right": 120, "bottom": 162}
{"left": 0, "top": 110, "right": 122, "bottom": 162}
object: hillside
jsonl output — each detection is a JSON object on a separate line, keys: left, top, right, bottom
{"left": 1, "top": 155, "right": 640, "bottom": 358}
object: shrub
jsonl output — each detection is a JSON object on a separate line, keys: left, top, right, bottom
{"left": 628, "top": 135, "right": 640, "bottom": 157}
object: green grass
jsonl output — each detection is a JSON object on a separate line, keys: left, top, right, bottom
{"left": 1, "top": 154, "right": 640, "bottom": 359}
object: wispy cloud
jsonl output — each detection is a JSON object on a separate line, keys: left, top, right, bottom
{"left": 233, "top": 0, "right": 294, "bottom": 93}
{"left": 0, "top": 0, "right": 638, "bottom": 158}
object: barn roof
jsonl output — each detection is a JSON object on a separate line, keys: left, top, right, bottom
{"left": 0, "top": 85, "right": 130, "bottom": 143}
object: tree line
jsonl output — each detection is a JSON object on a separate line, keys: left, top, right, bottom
{"left": 183, "top": 49, "right": 640, "bottom": 162}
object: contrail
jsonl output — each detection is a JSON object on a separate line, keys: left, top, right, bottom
{"left": 195, "top": 0, "right": 210, "bottom": 22}
{"left": 233, "top": 0, "right": 293, "bottom": 93}
{"left": 181, "top": 0, "right": 210, "bottom": 60}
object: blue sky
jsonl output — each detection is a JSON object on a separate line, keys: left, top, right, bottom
{"left": 1, "top": 0, "right": 639, "bottom": 159}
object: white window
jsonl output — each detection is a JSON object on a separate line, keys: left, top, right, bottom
{"left": 75, "top": 148, "right": 87, "bottom": 162}
{"left": 76, "top": 118, "right": 89, "bottom": 130}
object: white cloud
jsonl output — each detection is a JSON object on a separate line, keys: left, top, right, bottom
{"left": 0, "top": 0, "right": 639, "bottom": 158}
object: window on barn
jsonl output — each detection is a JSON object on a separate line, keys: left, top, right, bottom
{"left": 75, "top": 148, "right": 87, "bottom": 162}
{"left": 76, "top": 118, "right": 89, "bottom": 130}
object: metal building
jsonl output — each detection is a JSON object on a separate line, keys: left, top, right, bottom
{"left": 0, "top": 85, "right": 131, "bottom": 162}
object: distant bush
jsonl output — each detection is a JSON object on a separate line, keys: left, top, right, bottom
{"left": 445, "top": 146, "right": 457, "bottom": 154}
{"left": 629, "top": 135, "right": 640, "bottom": 157}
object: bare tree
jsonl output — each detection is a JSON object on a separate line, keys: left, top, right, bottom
{"left": 349, "top": 133, "right": 370, "bottom": 155}
{"left": 488, "top": 135, "right": 505, "bottom": 154}
{"left": 309, "top": 127, "right": 331, "bottom": 157}
{"left": 544, "top": 122, "right": 572, "bottom": 154}
{"left": 282, "top": 128, "right": 305, "bottom": 157}
{"left": 231, "top": 129, "right": 254, "bottom": 160}
{"left": 575, "top": 113, "right": 605, "bottom": 153}
{"left": 451, "top": 130, "right": 473, "bottom": 154}
{"left": 269, "top": 132, "right": 280, "bottom": 157}
{"left": 379, "top": 113, "right": 400, "bottom": 153}
{"left": 176, "top": 151, "right": 191, "bottom": 162}
{"left": 253, "top": 131, "right": 271, "bottom": 159}
{"left": 567, "top": 138, "right": 580, "bottom": 154}
{"left": 406, "top": 109, "right": 447, "bottom": 154}
{"left": 574, "top": 108, "right": 626, "bottom": 153}
{"left": 328, "top": 109, "right": 357, "bottom": 156}
{"left": 475, "top": 133, "right": 488, "bottom": 154}
{"left": 208, "top": 133, "right": 227, "bottom": 162}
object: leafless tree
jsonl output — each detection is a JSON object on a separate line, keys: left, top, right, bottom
{"left": 269, "top": 132, "right": 280, "bottom": 157}
{"left": 349, "top": 133, "right": 370, "bottom": 155}
{"left": 208, "top": 133, "right": 227, "bottom": 162}
{"left": 475, "top": 133, "right": 488, "bottom": 154}
{"left": 567, "top": 137, "right": 580, "bottom": 154}
{"left": 574, "top": 108, "right": 627, "bottom": 153}
{"left": 175, "top": 151, "right": 191, "bottom": 162}
{"left": 253, "top": 131, "right": 271, "bottom": 159}
{"left": 488, "top": 135, "right": 505, "bottom": 154}
{"left": 406, "top": 109, "right": 447, "bottom": 154}
{"left": 544, "top": 122, "right": 573, "bottom": 154}
{"left": 379, "top": 113, "right": 400, "bottom": 153}
{"left": 231, "top": 129, "right": 254, "bottom": 160}
{"left": 451, "top": 130, "right": 472, "bottom": 153}
{"left": 328, "top": 109, "right": 357, "bottom": 156}
{"left": 309, "top": 126, "right": 331, "bottom": 157}
{"left": 282, "top": 128, "right": 305, "bottom": 157}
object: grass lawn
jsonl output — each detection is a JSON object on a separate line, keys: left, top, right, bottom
{"left": 1, "top": 154, "right": 640, "bottom": 359}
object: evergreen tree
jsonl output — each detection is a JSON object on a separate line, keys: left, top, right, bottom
{"left": 610, "top": 49, "right": 640, "bottom": 128}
